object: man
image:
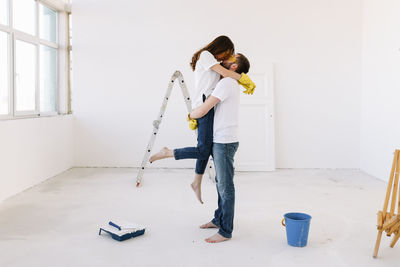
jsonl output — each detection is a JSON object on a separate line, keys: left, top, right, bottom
{"left": 189, "top": 53, "right": 251, "bottom": 243}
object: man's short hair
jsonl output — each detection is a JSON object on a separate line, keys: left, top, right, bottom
{"left": 235, "top": 53, "right": 250, "bottom": 74}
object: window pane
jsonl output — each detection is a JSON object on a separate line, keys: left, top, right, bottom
{"left": 0, "top": 0, "right": 8, "bottom": 25}
{"left": 40, "top": 45, "right": 57, "bottom": 113}
{"left": 16, "top": 40, "right": 36, "bottom": 111}
{"left": 40, "top": 4, "right": 56, "bottom": 42}
{"left": 0, "top": 31, "right": 8, "bottom": 114}
{"left": 13, "top": 0, "right": 36, "bottom": 35}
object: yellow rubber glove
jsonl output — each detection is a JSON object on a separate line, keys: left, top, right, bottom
{"left": 238, "top": 73, "right": 256, "bottom": 95}
{"left": 187, "top": 114, "right": 198, "bottom": 130}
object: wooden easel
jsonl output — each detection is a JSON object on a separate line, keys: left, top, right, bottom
{"left": 373, "top": 149, "right": 400, "bottom": 258}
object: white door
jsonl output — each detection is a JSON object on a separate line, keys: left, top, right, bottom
{"left": 235, "top": 64, "right": 275, "bottom": 171}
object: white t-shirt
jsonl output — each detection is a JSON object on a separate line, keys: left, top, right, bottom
{"left": 211, "top": 77, "right": 240, "bottom": 144}
{"left": 193, "top": 51, "right": 220, "bottom": 109}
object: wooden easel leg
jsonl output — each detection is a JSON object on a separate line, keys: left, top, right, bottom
{"left": 373, "top": 150, "right": 400, "bottom": 258}
{"left": 390, "top": 233, "right": 400, "bottom": 248}
{"left": 389, "top": 152, "right": 400, "bottom": 215}
{"left": 373, "top": 230, "right": 383, "bottom": 258}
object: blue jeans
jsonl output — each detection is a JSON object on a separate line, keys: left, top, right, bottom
{"left": 173, "top": 107, "right": 214, "bottom": 175}
{"left": 211, "top": 142, "right": 239, "bottom": 238}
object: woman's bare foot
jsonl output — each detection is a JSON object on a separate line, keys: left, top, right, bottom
{"left": 191, "top": 173, "right": 203, "bottom": 204}
{"left": 205, "top": 233, "right": 230, "bottom": 243}
{"left": 149, "top": 147, "right": 173, "bottom": 163}
{"left": 191, "top": 182, "right": 203, "bottom": 204}
{"left": 200, "top": 222, "right": 218, "bottom": 229}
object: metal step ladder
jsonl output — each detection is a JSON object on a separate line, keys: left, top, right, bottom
{"left": 136, "top": 70, "right": 215, "bottom": 187}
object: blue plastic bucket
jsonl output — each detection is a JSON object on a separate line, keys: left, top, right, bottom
{"left": 282, "top": 212, "right": 312, "bottom": 247}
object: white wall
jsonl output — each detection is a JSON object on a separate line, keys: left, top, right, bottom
{"left": 360, "top": 0, "right": 400, "bottom": 181}
{"left": 72, "top": 0, "right": 362, "bottom": 169}
{"left": 0, "top": 116, "right": 74, "bottom": 202}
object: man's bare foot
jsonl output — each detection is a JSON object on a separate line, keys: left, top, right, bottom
{"left": 200, "top": 222, "right": 218, "bottom": 229}
{"left": 205, "top": 233, "right": 230, "bottom": 243}
{"left": 149, "top": 147, "right": 173, "bottom": 163}
{"left": 191, "top": 182, "right": 203, "bottom": 204}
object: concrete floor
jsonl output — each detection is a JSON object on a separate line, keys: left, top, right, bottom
{"left": 0, "top": 168, "right": 398, "bottom": 267}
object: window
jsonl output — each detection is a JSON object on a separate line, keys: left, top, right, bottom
{"left": 40, "top": 45, "right": 57, "bottom": 112}
{"left": 13, "top": 0, "right": 36, "bottom": 35}
{"left": 0, "top": 31, "right": 8, "bottom": 115}
{"left": 0, "top": 0, "right": 71, "bottom": 119}
{"left": 15, "top": 40, "right": 36, "bottom": 112}
{"left": 40, "top": 4, "right": 57, "bottom": 43}
{"left": 0, "top": 0, "right": 9, "bottom": 26}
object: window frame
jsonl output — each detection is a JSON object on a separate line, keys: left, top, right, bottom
{"left": 0, "top": 0, "right": 70, "bottom": 120}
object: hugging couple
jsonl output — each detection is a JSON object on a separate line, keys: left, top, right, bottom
{"left": 149, "top": 35, "right": 255, "bottom": 243}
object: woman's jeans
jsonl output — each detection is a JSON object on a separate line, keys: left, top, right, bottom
{"left": 173, "top": 107, "right": 214, "bottom": 175}
{"left": 211, "top": 142, "right": 239, "bottom": 238}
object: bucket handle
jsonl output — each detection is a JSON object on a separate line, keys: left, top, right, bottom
{"left": 281, "top": 218, "right": 286, "bottom": 227}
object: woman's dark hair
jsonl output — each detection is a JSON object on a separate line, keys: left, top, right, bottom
{"left": 190, "top": 35, "right": 235, "bottom": 71}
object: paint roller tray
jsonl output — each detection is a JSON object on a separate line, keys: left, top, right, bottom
{"left": 99, "top": 220, "right": 146, "bottom": 241}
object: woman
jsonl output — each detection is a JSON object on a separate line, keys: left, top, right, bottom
{"left": 149, "top": 36, "right": 255, "bottom": 204}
